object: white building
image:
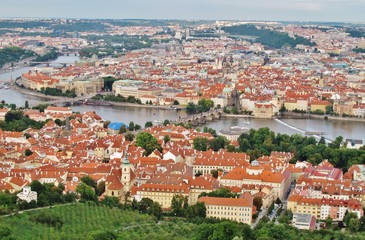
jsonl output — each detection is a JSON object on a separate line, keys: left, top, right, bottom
{"left": 17, "top": 186, "right": 37, "bottom": 203}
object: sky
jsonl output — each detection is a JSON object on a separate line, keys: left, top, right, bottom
{"left": 1, "top": 0, "right": 364, "bottom": 22}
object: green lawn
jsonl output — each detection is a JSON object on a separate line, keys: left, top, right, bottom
{"left": 1, "top": 203, "right": 154, "bottom": 240}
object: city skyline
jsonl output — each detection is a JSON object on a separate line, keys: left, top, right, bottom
{"left": 1, "top": 0, "right": 365, "bottom": 22}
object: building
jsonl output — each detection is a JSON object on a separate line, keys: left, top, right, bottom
{"left": 0, "top": 108, "right": 9, "bottom": 121}
{"left": 198, "top": 196, "right": 253, "bottom": 225}
{"left": 287, "top": 195, "right": 363, "bottom": 221}
{"left": 292, "top": 213, "right": 316, "bottom": 230}
{"left": 17, "top": 186, "right": 37, "bottom": 203}
{"left": 254, "top": 103, "right": 275, "bottom": 118}
{"left": 107, "top": 122, "right": 129, "bottom": 135}
{"left": 135, "top": 183, "right": 190, "bottom": 209}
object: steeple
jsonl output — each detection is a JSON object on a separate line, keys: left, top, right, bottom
{"left": 121, "top": 149, "right": 131, "bottom": 188}
{"left": 122, "top": 151, "right": 130, "bottom": 165}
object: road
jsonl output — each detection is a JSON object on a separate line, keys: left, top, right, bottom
{"left": 0, "top": 203, "right": 76, "bottom": 218}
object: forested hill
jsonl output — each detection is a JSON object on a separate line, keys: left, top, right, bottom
{"left": 0, "top": 46, "right": 35, "bottom": 68}
{"left": 222, "top": 24, "right": 315, "bottom": 49}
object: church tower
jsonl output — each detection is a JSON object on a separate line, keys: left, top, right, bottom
{"left": 121, "top": 151, "right": 131, "bottom": 190}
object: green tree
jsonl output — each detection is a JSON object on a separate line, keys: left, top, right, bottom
{"left": 119, "top": 125, "right": 127, "bottom": 134}
{"left": 171, "top": 195, "right": 188, "bottom": 217}
{"left": 163, "top": 119, "right": 170, "bottom": 126}
{"left": 163, "top": 135, "right": 170, "bottom": 143}
{"left": 24, "top": 149, "right": 33, "bottom": 156}
{"left": 5, "top": 110, "right": 23, "bottom": 122}
{"left": 134, "top": 124, "right": 141, "bottom": 131}
{"left": 128, "top": 121, "right": 135, "bottom": 131}
{"left": 124, "top": 132, "right": 135, "bottom": 141}
{"left": 96, "top": 181, "right": 105, "bottom": 196}
{"left": 24, "top": 100, "right": 29, "bottom": 109}
{"left": 193, "top": 137, "right": 208, "bottom": 151}
{"left": 145, "top": 121, "right": 153, "bottom": 128}
{"left": 325, "top": 216, "right": 333, "bottom": 228}
{"left": 349, "top": 218, "right": 360, "bottom": 232}
{"left": 209, "top": 136, "right": 228, "bottom": 151}
{"left": 173, "top": 100, "right": 179, "bottom": 105}
{"left": 253, "top": 196, "right": 263, "bottom": 211}
{"left": 136, "top": 132, "right": 161, "bottom": 156}
{"left": 76, "top": 182, "right": 97, "bottom": 202}
{"left": 148, "top": 202, "right": 163, "bottom": 220}
{"left": 87, "top": 230, "right": 118, "bottom": 240}
{"left": 344, "top": 212, "right": 358, "bottom": 226}
{"left": 187, "top": 202, "right": 206, "bottom": 219}
{"left": 0, "top": 225, "right": 13, "bottom": 239}
{"left": 81, "top": 175, "right": 97, "bottom": 190}
{"left": 325, "top": 105, "right": 333, "bottom": 114}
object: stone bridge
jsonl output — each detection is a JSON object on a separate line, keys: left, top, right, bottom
{"left": 172, "top": 109, "right": 224, "bottom": 126}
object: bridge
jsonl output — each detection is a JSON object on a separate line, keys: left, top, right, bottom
{"left": 170, "top": 109, "right": 224, "bottom": 126}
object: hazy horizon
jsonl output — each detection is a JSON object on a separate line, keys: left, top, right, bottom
{"left": 0, "top": 0, "right": 364, "bottom": 23}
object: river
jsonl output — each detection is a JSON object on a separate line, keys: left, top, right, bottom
{"left": 0, "top": 56, "right": 364, "bottom": 141}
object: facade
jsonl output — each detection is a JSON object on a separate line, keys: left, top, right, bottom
{"left": 287, "top": 195, "right": 363, "bottom": 221}
{"left": 292, "top": 213, "right": 316, "bottom": 230}
{"left": 254, "top": 103, "right": 275, "bottom": 118}
{"left": 198, "top": 196, "right": 253, "bottom": 225}
{"left": 135, "top": 183, "right": 190, "bottom": 209}
{"left": 17, "top": 186, "right": 37, "bottom": 203}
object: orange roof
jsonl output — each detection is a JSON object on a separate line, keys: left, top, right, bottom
{"left": 199, "top": 196, "right": 252, "bottom": 207}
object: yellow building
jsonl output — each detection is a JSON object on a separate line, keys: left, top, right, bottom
{"left": 135, "top": 183, "right": 190, "bottom": 209}
{"left": 310, "top": 100, "right": 331, "bottom": 112}
{"left": 199, "top": 196, "right": 253, "bottom": 225}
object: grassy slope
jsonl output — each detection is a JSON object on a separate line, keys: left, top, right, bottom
{"left": 1, "top": 203, "right": 154, "bottom": 240}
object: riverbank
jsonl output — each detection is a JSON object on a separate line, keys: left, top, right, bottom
{"left": 282, "top": 112, "right": 365, "bottom": 123}
{"left": 223, "top": 112, "right": 365, "bottom": 123}
{"left": 109, "top": 101, "right": 184, "bottom": 111}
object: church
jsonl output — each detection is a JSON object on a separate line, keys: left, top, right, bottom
{"left": 104, "top": 151, "right": 135, "bottom": 202}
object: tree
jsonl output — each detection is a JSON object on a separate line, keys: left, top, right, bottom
{"left": 325, "top": 105, "right": 333, "bottom": 114}
{"left": 96, "top": 181, "right": 105, "bottom": 196}
{"left": 134, "top": 124, "right": 141, "bottom": 131}
{"left": 187, "top": 202, "right": 206, "bottom": 219}
{"left": 145, "top": 121, "right": 153, "bottom": 128}
{"left": 193, "top": 137, "right": 208, "bottom": 151}
{"left": 76, "top": 182, "right": 97, "bottom": 202}
{"left": 344, "top": 212, "right": 358, "bottom": 226}
{"left": 173, "top": 100, "right": 179, "bottom": 105}
{"left": 318, "top": 137, "right": 326, "bottom": 145}
{"left": 171, "top": 195, "right": 188, "bottom": 217}
{"left": 100, "top": 196, "right": 120, "bottom": 208}
{"left": 163, "top": 119, "right": 170, "bottom": 126}
{"left": 124, "top": 132, "right": 135, "bottom": 141}
{"left": 199, "top": 188, "right": 238, "bottom": 198}
{"left": 275, "top": 197, "right": 282, "bottom": 205}
{"left": 24, "top": 100, "right": 29, "bottom": 109}
{"left": 253, "top": 196, "right": 263, "bottom": 211}
{"left": 103, "top": 121, "right": 111, "bottom": 129}
{"left": 128, "top": 121, "right": 135, "bottom": 131}
{"left": 119, "top": 125, "right": 127, "bottom": 134}
{"left": 87, "top": 230, "right": 118, "bottom": 240}
{"left": 210, "top": 169, "right": 218, "bottom": 178}
{"left": 0, "top": 225, "right": 13, "bottom": 239}
{"left": 54, "top": 118, "right": 63, "bottom": 126}
{"left": 24, "top": 149, "right": 33, "bottom": 156}
{"left": 163, "top": 135, "right": 170, "bottom": 143}
{"left": 195, "top": 171, "right": 203, "bottom": 177}
{"left": 5, "top": 110, "right": 23, "bottom": 122}
{"left": 226, "top": 145, "right": 236, "bottom": 152}
{"left": 349, "top": 218, "right": 360, "bottom": 232}
{"left": 209, "top": 136, "right": 228, "bottom": 151}
{"left": 81, "top": 175, "right": 97, "bottom": 190}
{"left": 148, "top": 202, "right": 163, "bottom": 220}
{"left": 325, "top": 216, "right": 333, "bottom": 228}
{"left": 136, "top": 132, "right": 161, "bottom": 156}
